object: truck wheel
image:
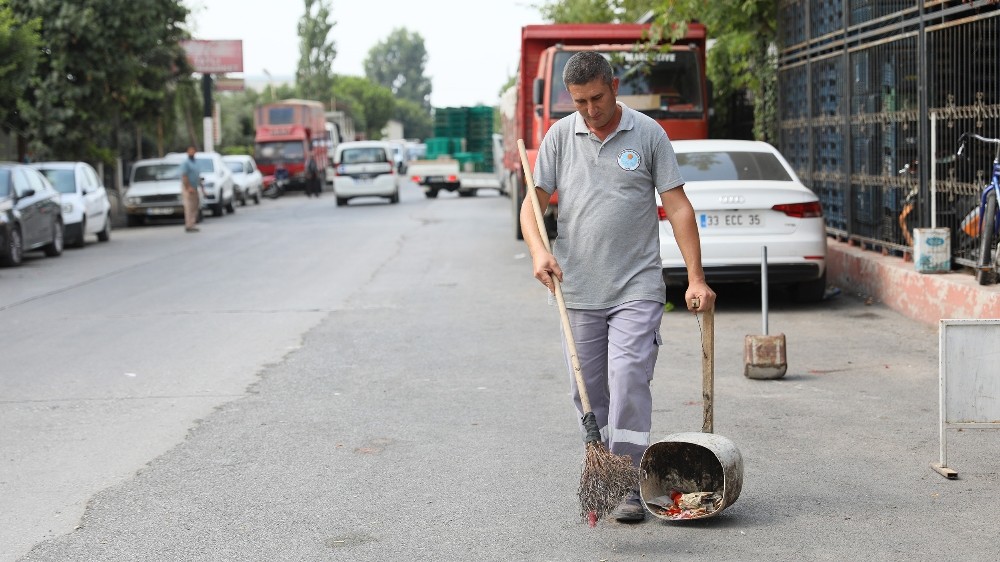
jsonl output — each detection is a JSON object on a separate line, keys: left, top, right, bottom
{"left": 458, "top": 189, "right": 475, "bottom": 197}
{"left": 426, "top": 187, "right": 439, "bottom": 199}
{"left": 336, "top": 197, "right": 348, "bottom": 207}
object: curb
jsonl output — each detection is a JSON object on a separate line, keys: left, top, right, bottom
{"left": 827, "top": 239, "right": 1000, "bottom": 325}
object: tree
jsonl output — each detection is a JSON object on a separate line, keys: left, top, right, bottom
{"left": 535, "top": 0, "right": 778, "bottom": 141}
{"left": 536, "top": 0, "right": 617, "bottom": 23}
{"left": 296, "top": 0, "right": 336, "bottom": 103}
{"left": 8, "top": 0, "right": 190, "bottom": 161}
{"left": 394, "top": 98, "right": 432, "bottom": 140}
{"left": 363, "top": 28, "right": 432, "bottom": 111}
{"left": 331, "top": 76, "right": 395, "bottom": 140}
{"left": 0, "top": 0, "right": 39, "bottom": 142}
{"left": 647, "top": 0, "right": 778, "bottom": 141}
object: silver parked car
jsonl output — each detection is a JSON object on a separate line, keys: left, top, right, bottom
{"left": 124, "top": 158, "right": 202, "bottom": 226}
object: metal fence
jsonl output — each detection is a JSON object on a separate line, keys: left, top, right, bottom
{"left": 777, "top": 0, "right": 1000, "bottom": 268}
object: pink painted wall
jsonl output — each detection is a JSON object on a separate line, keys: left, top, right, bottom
{"left": 827, "top": 240, "right": 1000, "bottom": 325}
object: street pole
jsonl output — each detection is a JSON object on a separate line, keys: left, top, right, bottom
{"left": 202, "top": 73, "right": 214, "bottom": 153}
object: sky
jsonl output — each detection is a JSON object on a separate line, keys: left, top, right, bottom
{"left": 184, "top": 0, "right": 545, "bottom": 107}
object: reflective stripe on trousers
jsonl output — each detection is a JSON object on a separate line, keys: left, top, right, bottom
{"left": 562, "top": 300, "right": 663, "bottom": 467}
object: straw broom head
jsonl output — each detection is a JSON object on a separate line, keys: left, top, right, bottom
{"left": 577, "top": 412, "right": 640, "bottom": 520}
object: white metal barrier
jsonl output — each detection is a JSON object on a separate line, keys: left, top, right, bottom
{"left": 932, "top": 319, "right": 1000, "bottom": 479}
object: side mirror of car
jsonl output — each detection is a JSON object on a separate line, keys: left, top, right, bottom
{"left": 21, "top": 188, "right": 36, "bottom": 198}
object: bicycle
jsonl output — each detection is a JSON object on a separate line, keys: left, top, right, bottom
{"left": 956, "top": 132, "right": 1000, "bottom": 285}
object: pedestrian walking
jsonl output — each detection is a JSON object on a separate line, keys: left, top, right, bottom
{"left": 519, "top": 51, "right": 716, "bottom": 523}
{"left": 305, "top": 156, "right": 321, "bottom": 197}
{"left": 180, "top": 146, "right": 201, "bottom": 232}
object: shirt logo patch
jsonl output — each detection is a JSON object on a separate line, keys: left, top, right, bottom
{"left": 617, "top": 149, "right": 641, "bottom": 171}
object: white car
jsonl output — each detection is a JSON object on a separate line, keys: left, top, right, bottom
{"left": 31, "top": 161, "right": 112, "bottom": 247}
{"left": 124, "top": 157, "right": 201, "bottom": 226}
{"left": 165, "top": 151, "right": 235, "bottom": 217}
{"left": 332, "top": 141, "right": 401, "bottom": 206}
{"left": 223, "top": 154, "right": 263, "bottom": 206}
{"left": 659, "top": 139, "right": 828, "bottom": 302}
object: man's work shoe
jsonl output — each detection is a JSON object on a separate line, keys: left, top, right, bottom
{"left": 610, "top": 488, "right": 646, "bottom": 522}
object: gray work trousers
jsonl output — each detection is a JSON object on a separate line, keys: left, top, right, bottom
{"left": 562, "top": 300, "right": 663, "bottom": 467}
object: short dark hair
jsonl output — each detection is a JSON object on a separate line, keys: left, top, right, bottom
{"left": 562, "top": 51, "right": 614, "bottom": 89}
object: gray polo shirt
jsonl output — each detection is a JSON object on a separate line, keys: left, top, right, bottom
{"left": 534, "top": 102, "right": 684, "bottom": 309}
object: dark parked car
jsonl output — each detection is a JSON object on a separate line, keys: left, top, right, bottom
{"left": 0, "top": 162, "right": 65, "bottom": 267}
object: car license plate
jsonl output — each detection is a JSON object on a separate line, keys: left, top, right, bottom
{"left": 426, "top": 176, "right": 444, "bottom": 182}
{"left": 699, "top": 212, "right": 762, "bottom": 228}
{"left": 147, "top": 208, "right": 174, "bottom": 215}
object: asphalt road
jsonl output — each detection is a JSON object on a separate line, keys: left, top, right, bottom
{"left": 1, "top": 181, "right": 997, "bottom": 561}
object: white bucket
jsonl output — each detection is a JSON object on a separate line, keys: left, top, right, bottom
{"left": 914, "top": 227, "right": 951, "bottom": 273}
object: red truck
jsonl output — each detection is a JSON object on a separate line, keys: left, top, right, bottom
{"left": 254, "top": 99, "right": 328, "bottom": 191}
{"left": 501, "top": 23, "right": 710, "bottom": 239}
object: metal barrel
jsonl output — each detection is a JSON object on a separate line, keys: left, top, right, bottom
{"left": 638, "top": 431, "right": 744, "bottom": 521}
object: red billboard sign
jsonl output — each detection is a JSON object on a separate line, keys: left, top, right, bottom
{"left": 181, "top": 40, "right": 244, "bottom": 73}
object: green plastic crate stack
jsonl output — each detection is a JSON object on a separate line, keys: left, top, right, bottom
{"left": 433, "top": 107, "right": 468, "bottom": 139}
{"left": 429, "top": 106, "right": 496, "bottom": 172}
{"left": 424, "top": 137, "right": 452, "bottom": 160}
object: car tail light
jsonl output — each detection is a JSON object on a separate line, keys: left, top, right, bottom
{"left": 772, "top": 201, "right": 822, "bottom": 218}
{"left": 447, "top": 175, "right": 458, "bottom": 182}
{"left": 657, "top": 205, "right": 667, "bottom": 221}
{"left": 410, "top": 175, "right": 421, "bottom": 182}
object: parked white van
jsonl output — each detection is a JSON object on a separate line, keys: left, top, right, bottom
{"left": 332, "top": 141, "right": 400, "bottom": 206}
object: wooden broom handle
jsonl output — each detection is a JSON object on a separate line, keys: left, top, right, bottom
{"left": 517, "top": 139, "right": 593, "bottom": 414}
{"left": 701, "top": 305, "right": 715, "bottom": 434}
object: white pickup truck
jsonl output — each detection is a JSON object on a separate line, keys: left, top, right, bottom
{"left": 406, "top": 157, "right": 502, "bottom": 198}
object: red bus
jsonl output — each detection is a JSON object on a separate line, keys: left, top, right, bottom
{"left": 254, "top": 99, "right": 328, "bottom": 190}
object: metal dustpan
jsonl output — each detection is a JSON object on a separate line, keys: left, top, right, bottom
{"left": 639, "top": 306, "right": 744, "bottom": 521}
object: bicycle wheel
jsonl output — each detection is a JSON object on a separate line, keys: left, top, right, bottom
{"left": 976, "top": 189, "right": 998, "bottom": 285}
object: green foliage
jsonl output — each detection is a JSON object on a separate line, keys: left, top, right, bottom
{"left": 217, "top": 89, "right": 262, "bottom": 150}
{"left": 363, "top": 28, "right": 432, "bottom": 111}
{"left": 296, "top": 0, "right": 337, "bottom": 103}
{"left": 647, "top": 0, "right": 778, "bottom": 141}
{"left": 220, "top": 145, "right": 253, "bottom": 156}
{"left": 332, "top": 75, "right": 395, "bottom": 140}
{"left": 535, "top": 0, "right": 779, "bottom": 141}
{"left": 0, "top": 0, "right": 39, "bottom": 134}
{"left": 535, "top": 0, "right": 617, "bottom": 23}
{"left": 534, "top": 0, "right": 653, "bottom": 23}
{"left": 9, "top": 0, "right": 190, "bottom": 161}
{"left": 394, "top": 98, "right": 432, "bottom": 140}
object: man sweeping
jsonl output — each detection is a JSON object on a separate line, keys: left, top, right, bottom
{"left": 520, "top": 51, "right": 716, "bottom": 523}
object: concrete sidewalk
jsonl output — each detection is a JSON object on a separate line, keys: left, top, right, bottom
{"left": 828, "top": 239, "right": 1000, "bottom": 325}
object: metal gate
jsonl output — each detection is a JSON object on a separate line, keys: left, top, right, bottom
{"left": 777, "top": 0, "right": 1000, "bottom": 268}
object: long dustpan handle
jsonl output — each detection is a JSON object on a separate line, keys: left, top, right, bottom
{"left": 517, "top": 140, "right": 594, "bottom": 416}
{"left": 701, "top": 307, "right": 715, "bottom": 433}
